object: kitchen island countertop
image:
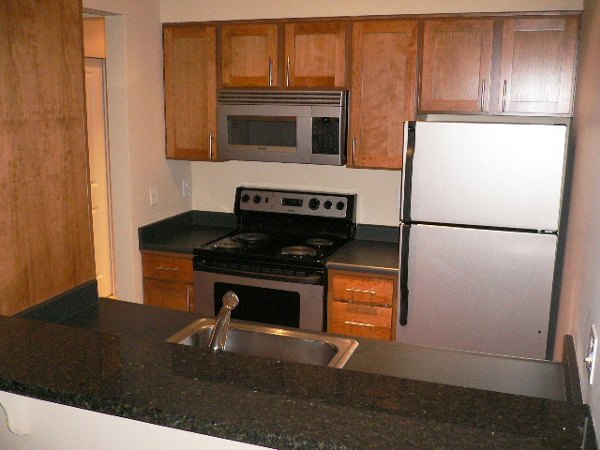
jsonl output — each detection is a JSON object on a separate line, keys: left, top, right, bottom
{"left": 18, "top": 298, "right": 587, "bottom": 448}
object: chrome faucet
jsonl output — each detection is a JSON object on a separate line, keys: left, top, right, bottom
{"left": 208, "top": 291, "right": 239, "bottom": 353}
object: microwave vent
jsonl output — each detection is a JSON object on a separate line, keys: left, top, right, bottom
{"left": 218, "top": 90, "right": 347, "bottom": 107}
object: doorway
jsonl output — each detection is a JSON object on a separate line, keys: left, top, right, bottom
{"left": 85, "top": 57, "right": 115, "bottom": 297}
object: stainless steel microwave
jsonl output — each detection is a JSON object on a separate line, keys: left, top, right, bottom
{"left": 217, "top": 90, "right": 347, "bottom": 165}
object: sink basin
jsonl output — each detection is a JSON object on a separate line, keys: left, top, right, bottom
{"left": 167, "top": 318, "right": 358, "bottom": 368}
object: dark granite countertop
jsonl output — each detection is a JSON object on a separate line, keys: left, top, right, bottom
{"left": 327, "top": 239, "right": 399, "bottom": 274}
{"left": 0, "top": 313, "right": 594, "bottom": 449}
{"left": 138, "top": 210, "right": 235, "bottom": 254}
{"left": 7, "top": 299, "right": 587, "bottom": 448}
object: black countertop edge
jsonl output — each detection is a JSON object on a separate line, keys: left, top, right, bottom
{"left": 16, "top": 280, "right": 98, "bottom": 324}
{"left": 0, "top": 314, "right": 595, "bottom": 449}
{"left": 355, "top": 224, "right": 399, "bottom": 243}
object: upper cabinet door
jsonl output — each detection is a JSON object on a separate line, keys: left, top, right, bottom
{"left": 164, "top": 25, "right": 217, "bottom": 160}
{"left": 420, "top": 18, "right": 494, "bottom": 113}
{"left": 349, "top": 20, "right": 418, "bottom": 169}
{"left": 221, "top": 24, "right": 279, "bottom": 87}
{"left": 499, "top": 16, "right": 578, "bottom": 115}
{"left": 284, "top": 22, "right": 347, "bottom": 87}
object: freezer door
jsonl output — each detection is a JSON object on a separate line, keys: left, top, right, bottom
{"left": 397, "top": 224, "right": 557, "bottom": 359}
{"left": 404, "top": 122, "right": 567, "bottom": 230}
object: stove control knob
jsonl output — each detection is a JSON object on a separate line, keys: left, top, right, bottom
{"left": 308, "top": 198, "right": 320, "bottom": 210}
{"left": 336, "top": 201, "right": 345, "bottom": 211}
{"left": 241, "top": 194, "right": 250, "bottom": 203}
{"left": 253, "top": 195, "right": 261, "bottom": 204}
{"left": 323, "top": 200, "right": 333, "bottom": 210}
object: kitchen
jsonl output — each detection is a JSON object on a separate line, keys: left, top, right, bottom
{"left": 2, "top": 0, "right": 600, "bottom": 448}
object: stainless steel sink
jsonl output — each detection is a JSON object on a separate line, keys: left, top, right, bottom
{"left": 167, "top": 318, "right": 358, "bottom": 368}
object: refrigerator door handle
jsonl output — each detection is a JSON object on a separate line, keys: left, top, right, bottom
{"left": 400, "top": 122, "right": 416, "bottom": 222}
{"left": 399, "top": 223, "right": 411, "bottom": 326}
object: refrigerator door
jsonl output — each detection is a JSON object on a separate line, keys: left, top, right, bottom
{"left": 397, "top": 224, "right": 557, "bottom": 359}
{"left": 402, "top": 122, "right": 567, "bottom": 231}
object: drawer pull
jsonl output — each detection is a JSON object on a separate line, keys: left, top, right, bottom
{"left": 345, "top": 288, "right": 376, "bottom": 295}
{"left": 153, "top": 266, "right": 179, "bottom": 272}
{"left": 344, "top": 320, "right": 375, "bottom": 328}
{"left": 337, "top": 298, "right": 391, "bottom": 308}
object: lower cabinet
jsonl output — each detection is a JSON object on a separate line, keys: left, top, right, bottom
{"left": 142, "top": 251, "right": 195, "bottom": 312}
{"left": 327, "top": 270, "right": 397, "bottom": 341}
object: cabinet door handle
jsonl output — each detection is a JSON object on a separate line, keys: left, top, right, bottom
{"left": 501, "top": 80, "right": 508, "bottom": 113}
{"left": 352, "top": 137, "right": 357, "bottom": 165}
{"left": 153, "top": 266, "right": 179, "bottom": 272}
{"left": 186, "top": 285, "right": 193, "bottom": 312}
{"left": 209, "top": 131, "right": 213, "bottom": 160}
{"left": 344, "top": 320, "right": 375, "bottom": 328}
{"left": 345, "top": 288, "right": 377, "bottom": 295}
{"left": 480, "top": 80, "right": 486, "bottom": 112}
{"left": 268, "top": 57, "right": 273, "bottom": 86}
{"left": 285, "top": 56, "right": 291, "bottom": 87}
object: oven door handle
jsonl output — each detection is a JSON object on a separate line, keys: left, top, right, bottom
{"left": 195, "top": 267, "right": 323, "bottom": 285}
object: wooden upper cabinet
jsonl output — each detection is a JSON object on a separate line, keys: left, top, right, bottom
{"left": 420, "top": 18, "right": 494, "bottom": 113}
{"left": 164, "top": 25, "right": 217, "bottom": 160}
{"left": 284, "top": 22, "right": 347, "bottom": 87}
{"left": 348, "top": 20, "right": 418, "bottom": 169}
{"left": 221, "top": 24, "right": 279, "bottom": 87}
{"left": 499, "top": 16, "right": 578, "bottom": 115}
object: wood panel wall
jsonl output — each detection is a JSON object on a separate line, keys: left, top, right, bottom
{"left": 0, "top": 1, "right": 95, "bottom": 315}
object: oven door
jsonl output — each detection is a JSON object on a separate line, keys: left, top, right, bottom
{"left": 195, "top": 270, "right": 325, "bottom": 331}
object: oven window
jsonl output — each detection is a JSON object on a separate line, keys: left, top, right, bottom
{"left": 214, "top": 283, "right": 301, "bottom": 328}
{"left": 227, "top": 116, "right": 297, "bottom": 148}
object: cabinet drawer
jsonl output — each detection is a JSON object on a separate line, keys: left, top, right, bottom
{"left": 142, "top": 253, "right": 194, "bottom": 283}
{"left": 331, "top": 274, "right": 394, "bottom": 306}
{"left": 143, "top": 278, "right": 194, "bottom": 312}
{"left": 329, "top": 301, "right": 392, "bottom": 340}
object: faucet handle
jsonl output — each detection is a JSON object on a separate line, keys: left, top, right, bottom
{"left": 222, "top": 291, "right": 239, "bottom": 310}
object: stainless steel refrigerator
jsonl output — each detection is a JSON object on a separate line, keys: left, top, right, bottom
{"left": 398, "top": 120, "right": 568, "bottom": 359}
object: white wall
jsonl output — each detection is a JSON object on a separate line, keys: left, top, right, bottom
{"left": 82, "top": 0, "right": 193, "bottom": 302}
{"left": 162, "top": 0, "right": 583, "bottom": 226}
{"left": 555, "top": 0, "right": 600, "bottom": 437}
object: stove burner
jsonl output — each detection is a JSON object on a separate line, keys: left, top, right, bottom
{"left": 281, "top": 246, "right": 318, "bottom": 258}
{"left": 231, "top": 232, "right": 269, "bottom": 244}
{"left": 305, "top": 238, "right": 334, "bottom": 247}
{"left": 213, "top": 241, "right": 243, "bottom": 250}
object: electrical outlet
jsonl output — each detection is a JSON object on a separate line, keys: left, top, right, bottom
{"left": 182, "top": 179, "right": 190, "bottom": 198}
{"left": 149, "top": 187, "right": 158, "bottom": 206}
{"left": 585, "top": 325, "right": 598, "bottom": 385}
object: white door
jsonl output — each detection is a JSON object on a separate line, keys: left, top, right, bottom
{"left": 85, "top": 58, "right": 114, "bottom": 297}
{"left": 405, "top": 122, "right": 567, "bottom": 230}
{"left": 397, "top": 224, "right": 557, "bottom": 359}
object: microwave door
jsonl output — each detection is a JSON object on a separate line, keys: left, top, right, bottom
{"left": 217, "top": 104, "right": 311, "bottom": 163}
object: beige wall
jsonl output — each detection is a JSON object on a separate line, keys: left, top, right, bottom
{"left": 170, "top": 0, "right": 583, "bottom": 224}
{"left": 161, "top": 0, "right": 582, "bottom": 22}
{"left": 556, "top": 0, "right": 600, "bottom": 437}
{"left": 74, "top": 0, "right": 585, "bottom": 298}
{"left": 83, "top": 0, "right": 192, "bottom": 302}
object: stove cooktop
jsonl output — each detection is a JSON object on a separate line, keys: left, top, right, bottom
{"left": 193, "top": 187, "right": 357, "bottom": 272}
{"left": 196, "top": 230, "right": 350, "bottom": 268}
